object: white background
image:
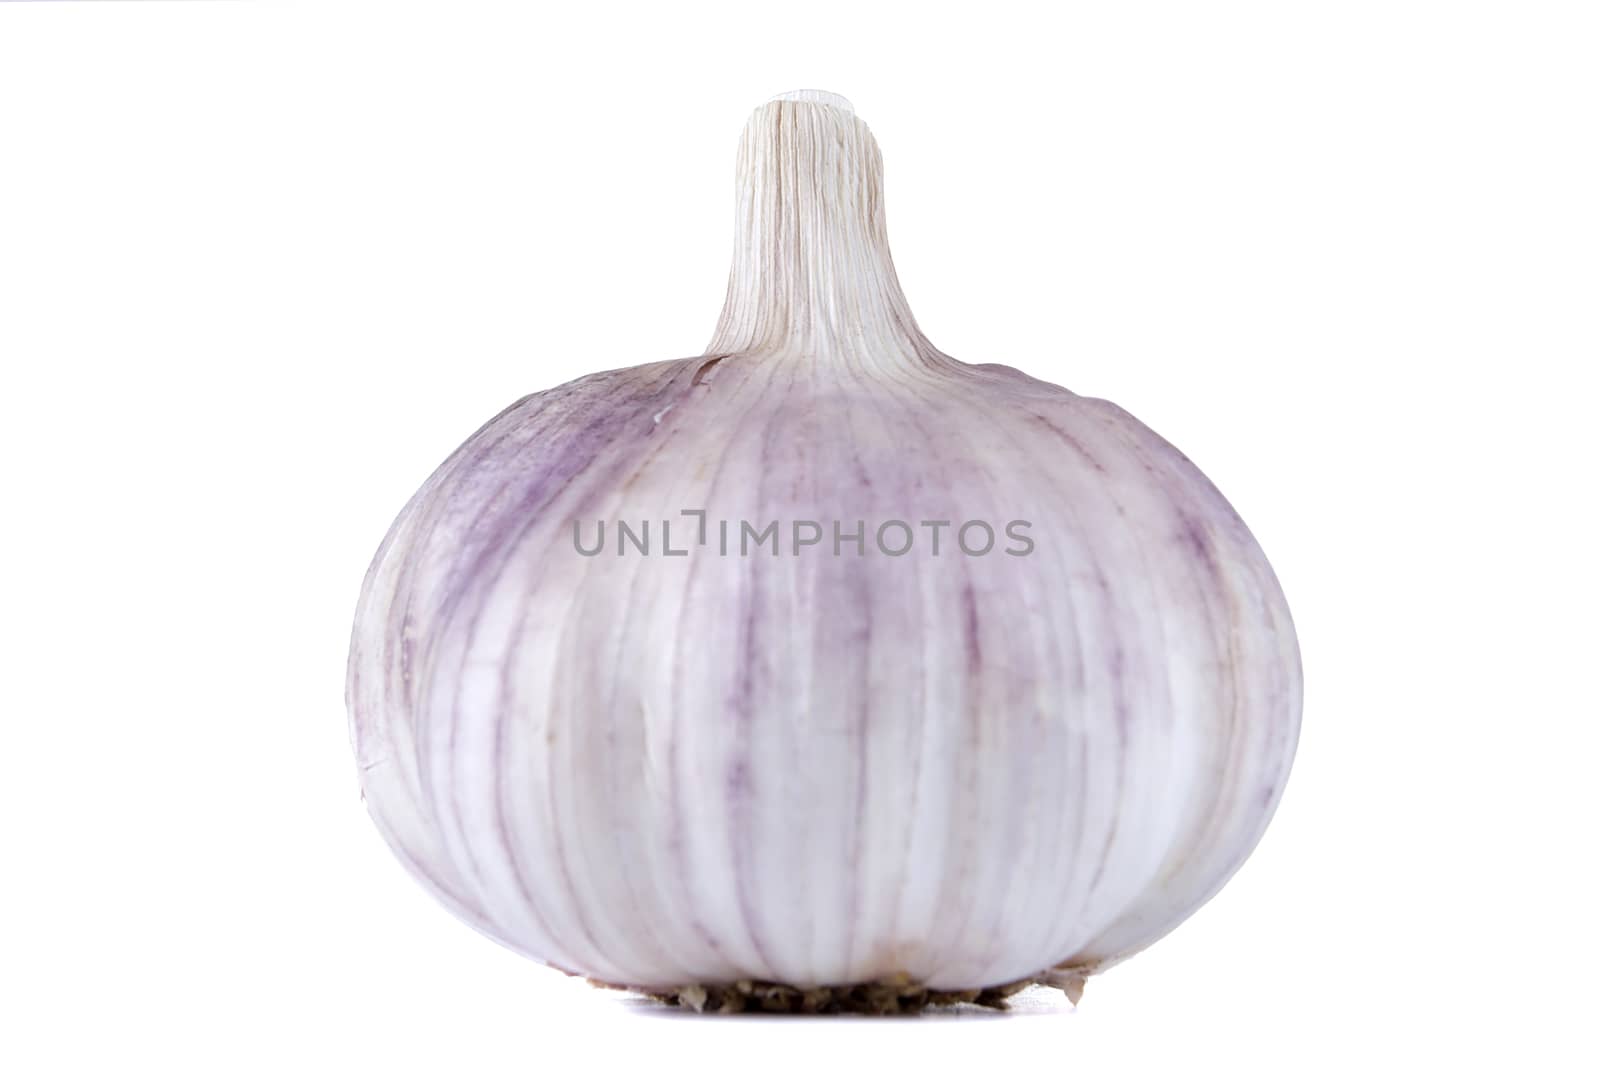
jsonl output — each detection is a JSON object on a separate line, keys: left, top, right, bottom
{"left": 2, "top": 2, "right": 1596, "bottom": 1064}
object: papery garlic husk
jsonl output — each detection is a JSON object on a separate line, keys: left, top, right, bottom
{"left": 347, "top": 90, "right": 1301, "bottom": 1008}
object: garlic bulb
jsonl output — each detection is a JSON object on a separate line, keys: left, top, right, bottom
{"left": 346, "top": 90, "right": 1301, "bottom": 1011}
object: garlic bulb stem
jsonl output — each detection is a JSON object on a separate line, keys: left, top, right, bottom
{"left": 707, "top": 93, "right": 936, "bottom": 366}
{"left": 768, "top": 89, "right": 856, "bottom": 111}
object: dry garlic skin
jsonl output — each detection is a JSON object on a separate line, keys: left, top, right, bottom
{"left": 347, "top": 92, "right": 1301, "bottom": 1002}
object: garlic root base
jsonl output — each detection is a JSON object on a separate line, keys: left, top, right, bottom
{"left": 596, "top": 972, "right": 1088, "bottom": 1014}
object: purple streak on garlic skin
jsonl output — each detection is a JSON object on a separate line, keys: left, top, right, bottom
{"left": 347, "top": 92, "right": 1301, "bottom": 994}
